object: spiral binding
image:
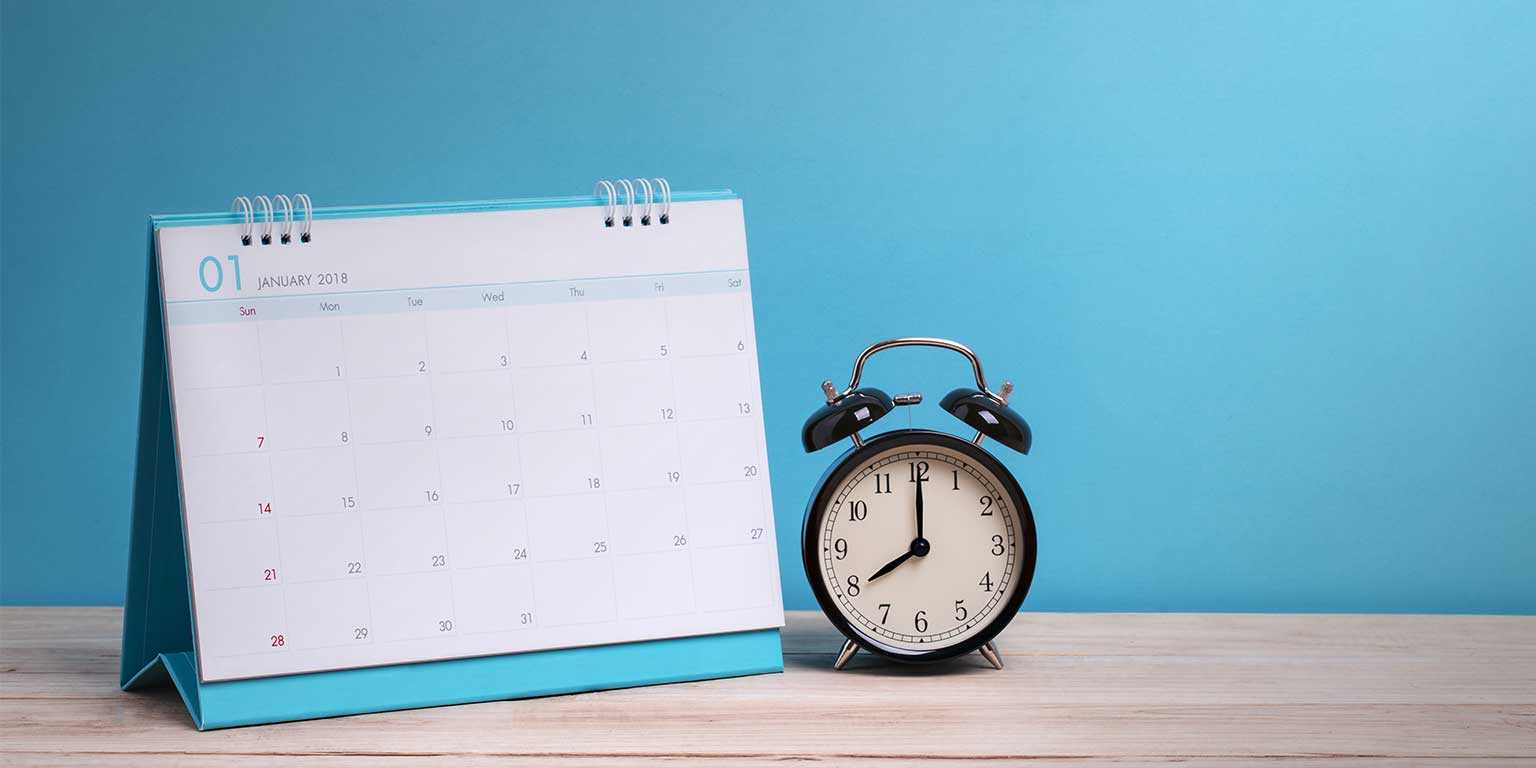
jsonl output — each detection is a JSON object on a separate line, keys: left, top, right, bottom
{"left": 231, "top": 194, "right": 313, "bottom": 246}
{"left": 593, "top": 178, "right": 672, "bottom": 228}
{"left": 233, "top": 182, "right": 667, "bottom": 242}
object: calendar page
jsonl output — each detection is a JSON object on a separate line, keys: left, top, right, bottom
{"left": 154, "top": 199, "right": 784, "bottom": 682}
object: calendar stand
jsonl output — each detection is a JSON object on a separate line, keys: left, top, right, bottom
{"left": 121, "top": 199, "right": 784, "bottom": 729}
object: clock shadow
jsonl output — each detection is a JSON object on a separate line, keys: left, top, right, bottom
{"left": 784, "top": 651, "right": 997, "bottom": 677}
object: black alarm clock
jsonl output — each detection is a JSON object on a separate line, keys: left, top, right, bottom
{"left": 800, "top": 338, "right": 1036, "bottom": 669}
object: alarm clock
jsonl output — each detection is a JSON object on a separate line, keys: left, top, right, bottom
{"left": 800, "top": 338, "right": 1036, "bottom": 670}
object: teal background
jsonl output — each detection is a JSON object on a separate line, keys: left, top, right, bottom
{"left": 3, "top": 1, "right": 1533, "bottom": 611}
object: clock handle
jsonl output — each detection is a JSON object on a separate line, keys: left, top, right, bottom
{"left": 841, "top": 337, "right": 1000, "bottom": 400}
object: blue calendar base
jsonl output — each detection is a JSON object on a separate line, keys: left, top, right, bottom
{"left": 122, "top": 214, "right": 782, "bottom": 729}
{"left": 122, "top": 630, "right": 782, "bottom": 730}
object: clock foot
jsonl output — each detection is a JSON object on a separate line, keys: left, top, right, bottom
{"left": 978, "top": 641, "right": 1004, "bottom": 670}
{"left": 833, "top": 639, "right": 859, "bottom": 670}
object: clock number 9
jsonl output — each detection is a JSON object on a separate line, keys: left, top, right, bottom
{"left": 834, "top": 538, "right": 848, "bottom": 560}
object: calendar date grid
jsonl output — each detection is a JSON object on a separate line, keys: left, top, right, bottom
{"left": 170, "top": 287, "right": 778, "bottom": 673}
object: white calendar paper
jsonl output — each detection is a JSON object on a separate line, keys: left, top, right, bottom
{"left": 154, "top": 199, "right": 784, "bottom": 682}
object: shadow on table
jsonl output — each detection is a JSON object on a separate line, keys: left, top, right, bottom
{"left": 782, "top": 649, "right": 1001, "bottom": 677}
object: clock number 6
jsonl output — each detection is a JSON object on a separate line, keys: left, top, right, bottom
{"left": 914, "top": 611, "right": 928, "bottom": 633}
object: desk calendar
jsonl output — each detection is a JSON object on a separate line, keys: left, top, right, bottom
{"left": 121, "top": 184, "right": 785, "bottom": 728}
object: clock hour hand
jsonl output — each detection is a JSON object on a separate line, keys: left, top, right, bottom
{"left": 867, "top": 550, "right": 914, "bottom": 583}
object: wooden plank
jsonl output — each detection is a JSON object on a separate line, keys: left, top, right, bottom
{"left": 2, "top": 607, "right": 1533, "bottom": 766}
{"left": 5, "top": 757, "right": 1536, "bottom": 768}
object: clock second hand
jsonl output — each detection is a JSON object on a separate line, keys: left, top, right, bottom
{"left": 868, "top": 477, "right": 930, "bottom": 583}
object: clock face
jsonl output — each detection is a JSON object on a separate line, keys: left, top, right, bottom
{"left": 805, "top": 430, "right": 1035, "bottom": 660}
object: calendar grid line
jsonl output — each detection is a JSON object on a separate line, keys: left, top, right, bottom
{"left": 739, "top": 298, "right": 778, "bottom": 617}
{"left": 199, "top": 612, "right": 781, "bottom": 666}
{"left": 739, "top": 290, "right": 784, "bottom": 615}
{"left": 175, "top": 409, "right": 760, "bottom": 460}
{"left": 191, "top": 526, "right": 767, "bottom": 576}
{"left": 192, "top": 462, "right": 769, "bottom": 530}
{"left": 416, "top": 310, "right": 464, "bottom": 639}
{"left": 537, "top": 615, "right": 626, "bottom": 630}
{"left": 163, "top": 266, "right": 748, "bottom": 307}
{"left": 581, "top": 305, "right": 624, "bottom": 626}
{"left": 174, "top": 349, "right": 753, "bottom": 393}
{"left": 697, "top": 601, "right": 777, "bottom": 616}
{"left": 248, "top": 320, "right": 293, "bottom": 649}
{"left": 195, "top": 537, "right": 774, "bottom": 597}
{"left": 510, "top": 394, "right": 540, "bottom": 629}
{"left": 194, "top": 529, "right": 776, "bottom": 601}
{"left": 662, "top": 300, "right": 704, "bottom": 618}
{"left": 335, "top": 316, "right": 378, "bottom": 648}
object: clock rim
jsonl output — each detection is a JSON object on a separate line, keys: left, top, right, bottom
{"left": 801, "top": 428, "right": 1037, "bottom": 664}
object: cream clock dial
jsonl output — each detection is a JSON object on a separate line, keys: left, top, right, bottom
{"left": 804, "top": 430, "right": 1036, "bottom": 661}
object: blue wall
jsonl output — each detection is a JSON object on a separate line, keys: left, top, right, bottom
{"left": 3, "top": 1, "right": 1533, "bottom": 611}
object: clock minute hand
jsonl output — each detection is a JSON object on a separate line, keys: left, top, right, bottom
{"left": 867, "top": 550, "right": 914, "bottom": 583}
{"left": 915, "top": 475, "right": 924, "bottom": 539}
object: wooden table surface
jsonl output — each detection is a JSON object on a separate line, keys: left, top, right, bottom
{"left": 2, "top": 608, "right": 1533, "bottom": 766}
